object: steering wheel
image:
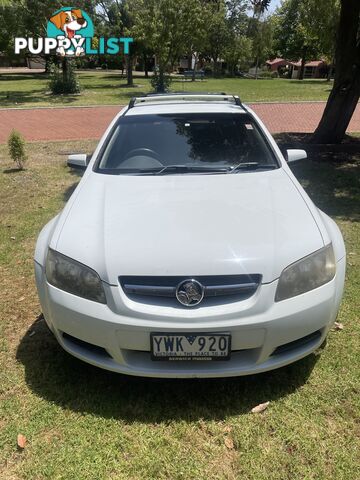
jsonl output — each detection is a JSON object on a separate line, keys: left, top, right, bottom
{"left": 123, "top": 148, "right": 160, "bottom": 161}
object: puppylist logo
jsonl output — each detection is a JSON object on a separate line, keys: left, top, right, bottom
{"left": 15, "top": 7, "right": 133, "bottom": 57}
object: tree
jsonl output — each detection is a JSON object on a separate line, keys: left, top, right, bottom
{"left": 203, "top": 0, "right": 232, "bottom": 76}
{"left": 223, "top": 0, "right": 252, "bottom": 75}
{"left": 129, "top": 0, "right": 205, "bottom": 90}
{"left": 8, "top": 130, "right": 27, "bottom": 170}
{"left": 249, "top": 0, "right": 271, "bottom": 16}
{"left": 312, "top": 0, "right": 360, "bottom": 143}
{"left": 247, "top": 0, "right": 273, "bottom": 78}
{"left": 223, "top": 35, "right": 252, "bottom": 75}
{"left": 0, "top": 4, "right": 21, "bottom": 58}
{"left": 300, "top": 0, "right": 340, "bottom": 80}
{"left": 273, "top": 0, "right": 320, "bottom": 79}
{"left": 249, "top": 16, "right": 274, "bottom": 77}
{"left": 180, "top": 0, "right": 208, "bottom": 81}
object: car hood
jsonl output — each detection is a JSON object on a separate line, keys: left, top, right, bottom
{"left": 53, "top": 169, "right": 324, "bottom": 284}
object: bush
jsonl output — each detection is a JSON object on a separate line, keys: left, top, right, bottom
{"left": 8, "top": 130, "right": 27, "bottom": 170}
{"left": 254, "top": 70, "right": 276, "bottom": 79}
{"left": 49, "top": 60, "right": 80, "bottom": 94}
{"left": 150, "top": 71, "right": 172, "bottom": 93}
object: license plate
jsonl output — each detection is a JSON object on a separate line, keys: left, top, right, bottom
{"left": 150, "top": 333, "right": 231, "bottom": 361}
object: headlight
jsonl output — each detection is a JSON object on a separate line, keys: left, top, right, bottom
{"left": 45, "top": 249, "right": 106, "bottom": 304}
{"left": 275, "top": 244, "right": 336, "bottom": 302}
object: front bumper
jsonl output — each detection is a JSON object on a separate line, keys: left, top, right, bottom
{"left": 34, "top": 258, "right": 345, "bottom": 378}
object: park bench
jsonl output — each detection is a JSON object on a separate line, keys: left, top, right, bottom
{"left": 183, "top": 70, "right": 205, "bottom": 81}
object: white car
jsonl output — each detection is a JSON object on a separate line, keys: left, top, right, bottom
{"left": 34, "top": 93, "right": 346, "bottom": 378}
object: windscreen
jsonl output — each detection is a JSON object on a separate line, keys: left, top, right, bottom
{"left": 96, "top": 113, "right": 278, "bottom": 174}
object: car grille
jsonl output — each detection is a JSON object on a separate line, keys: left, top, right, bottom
{"left": 120, "top": 274, "right": 262, "bottom": 307}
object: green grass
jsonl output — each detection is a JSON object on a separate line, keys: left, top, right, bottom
{"left": 0, "top": 140, "right": 359, "bottom": 479}
{"left": 0, "top": 71, "right": 334, "bottom": 108}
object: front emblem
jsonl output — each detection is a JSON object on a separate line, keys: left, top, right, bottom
{"left": 175, "top": 279, "right": 205, "bottom": 307}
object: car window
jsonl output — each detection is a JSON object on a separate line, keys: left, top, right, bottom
{"left": 96, "top": 113, "right": 278, "bottom": 174}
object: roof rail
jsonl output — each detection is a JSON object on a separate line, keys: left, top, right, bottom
{"left": 128, "top": 93, "right": 242, "bottom": 109}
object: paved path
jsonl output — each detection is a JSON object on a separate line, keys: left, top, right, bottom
{"left": 1, "top": 102, "right": 360, "bottom": 143}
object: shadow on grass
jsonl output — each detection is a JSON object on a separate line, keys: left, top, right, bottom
{"left": 0, "top": 73, "right": 48, "bottom": 82}
{"left": 3, "top": 167, "right": 23, "bottom": 174}
{"left": 17, "top": 315, "right": 319, "bottom": 422}
{"left": 276, "top": 134, "right": 360, "bottom": 221}
{"left": 80, "top": 74, "right": 126, "bottom": 81}
{"left": 287, "top": 80, "right": 331, "bottom": 85}
{"left": 79, "top": 82, "right": 146, "bottom": 91}
{"left": 0, "top": 90, "right": 79, "bottom": 106}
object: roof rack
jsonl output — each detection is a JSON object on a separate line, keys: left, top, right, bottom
{"left": 128, "top": 93, "right": 242, "bottom": 109}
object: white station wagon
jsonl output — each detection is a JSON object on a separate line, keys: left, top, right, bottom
{"left": 34, "top": 93, "right": 346, "bottom": 378}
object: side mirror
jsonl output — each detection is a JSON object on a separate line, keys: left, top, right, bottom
{"left": 286, "top": 149, "right": 307, "bottom": 163}
{"left": 67, "top": 154, "right": 89, "bottom": 171}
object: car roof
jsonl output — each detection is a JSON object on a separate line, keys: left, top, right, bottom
{"left": 124, "top": 93, "right": 247, "bottom": 116}
{"left": 125, "top": 103, "right": 247, "bottom": 115}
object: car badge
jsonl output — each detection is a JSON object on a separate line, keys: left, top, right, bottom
{"left": 175, "top": 279, "right": 205, "bottom": 307}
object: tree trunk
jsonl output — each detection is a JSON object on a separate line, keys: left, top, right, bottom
{"left": 44, "top": 56, "right": 51, "bottom": 73}
{"left": 255, "top": 56, "right": 259, "bottom": 79}
{"left": 143, "top": 53, "right": 148, "bottom": 78}
{"left": 187, "top": 54, "right": 192, "bottom": 70}
{"left": 326, "top": 65, "right": 332, "bottom": 82}
{"left": 191, "top": 54, "right": 198, "bottom": 82}
{"left": 311, "top": 0, "right": 360, "bottom": 144}
{"left": 326, "top": 56, "right": 335, "bottom": 82}
{"left": 126, "top": 55, "right": 133, "bottom": 87}
{"left": 212, "top": 56, "right": 219, "bottom": 77}
{"left": 62, "top": 57, "right": 68, "bottom": 83}
{"left": 299, "top": 49, "right": 307, "bottom": 80}
{"left": 311, "top": 77, "right": 360, "bottom": 143}
{"left": 156, "top": 66, "right": 166, "bottom": 93}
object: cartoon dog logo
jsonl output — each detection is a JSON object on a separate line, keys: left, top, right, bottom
{"left": 49, "top": 8, "right": 89, "bottom": 56}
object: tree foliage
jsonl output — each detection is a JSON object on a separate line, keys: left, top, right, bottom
{"left": 273, "top": 0, "right": 319, "bottom": 78}
{"left": 273, "top": 0, "right": 340, "bottom": 79}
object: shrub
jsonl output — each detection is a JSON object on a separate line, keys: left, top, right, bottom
{"left": 150, "top": 71, "right": 172, "bottom": 93}
{"left": 8, "top": 130, "right": 27, "bottom": 170}
{"left": 49, "top": 60, "right": 80, "bottom": 94}
{"left": 255, "top": 70, "right": 276, "bottom": 79}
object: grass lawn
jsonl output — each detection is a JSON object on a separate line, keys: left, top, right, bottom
{"left": 0, "top": 71, "right": 334, "bottom": 109}
{"left": 0, "top": 139, "right": 359, "bottom": 479}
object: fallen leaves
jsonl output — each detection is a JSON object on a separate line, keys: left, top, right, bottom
{"left": 251, "top": 401, "right": 270, "bottom": 414}
{"left": 224, "top": 437, "right": 234, "bottom": 450}
{"left": 333, "top": 322, "right": 344, "bottom": 331}
{"left": 222, "top": 425, "right": 232, "bottom": 433}
{"left": 17, "top": 434, "right": 26, "bottom": 450}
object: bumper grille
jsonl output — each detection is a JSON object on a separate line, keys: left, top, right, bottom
{"left": 271, "top": 330, "right": 322, "bottom": 357}
{"left": 120, "top": 274, "right": 261, "bottom": 307}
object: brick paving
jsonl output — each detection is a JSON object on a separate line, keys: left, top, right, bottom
{"left": 1, "top": 102, "right": 360, "bottom": 143}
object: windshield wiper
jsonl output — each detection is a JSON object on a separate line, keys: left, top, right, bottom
{"left": 119, "top": 163, "right": 276, "bottom": 176}
{"left": 142, "top": 165, "right": 229, "bottom": 175}
{"left": 228, "top": 162, "right": 277, "bottom": 173}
